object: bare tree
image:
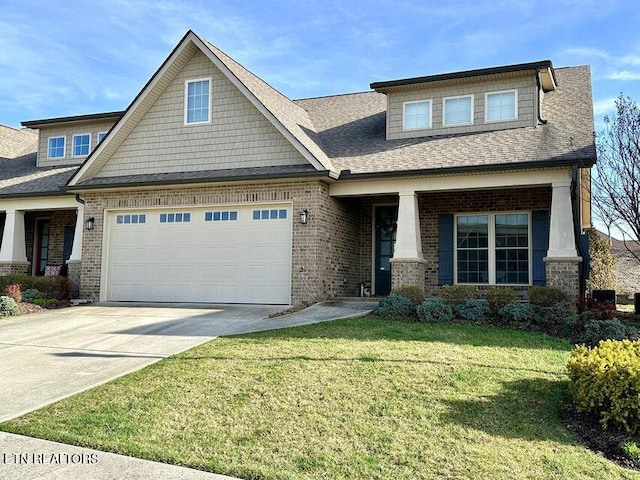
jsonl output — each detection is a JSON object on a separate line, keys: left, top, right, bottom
{"left": 594, "top": 94, "right": 640, "bottom": 263}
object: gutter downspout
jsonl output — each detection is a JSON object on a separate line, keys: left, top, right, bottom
{"left": 535, "top": 68, "right": 548, "bottom": 125}
{"left": 571, "top": 165, "right": 589, "bottom": 297}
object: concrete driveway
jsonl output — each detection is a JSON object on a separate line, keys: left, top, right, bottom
{"left": 0, "top": 303, "right": 286, "bottom": 422}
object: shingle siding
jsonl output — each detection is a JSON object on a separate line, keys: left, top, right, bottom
{"left": 95, "top": 50, "right": 308, "bottom": 178}
{"left": 385, "top": 74, "right": 536, "bottom": 139}
{"left": 36, "top": 120, "right": 116, "bottom": 167}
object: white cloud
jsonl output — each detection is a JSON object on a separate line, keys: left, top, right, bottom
{"left": 607, "top": 70, "right": 640, "bottom": 81}
{"left": 593, "top": 97, "right": 617, "bottom": 116}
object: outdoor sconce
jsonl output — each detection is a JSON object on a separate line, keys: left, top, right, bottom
{"left": 299, "top": 209, "right": 308, "bottom": 225}
{"left": 86, "top": 217, "right": 95, "bottom": 231}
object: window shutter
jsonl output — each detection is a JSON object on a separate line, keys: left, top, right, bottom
{"left": 531, "top": 210, "right": 549, "bottom": 286}
{"left": 438, "top": 213, "right": 454, "bottom": 285}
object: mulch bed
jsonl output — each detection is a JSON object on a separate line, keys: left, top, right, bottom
{"left": 17, "top": 302, "right": 46, "bottom": 315}
{"left": 561, "top": 403, "right": 640, "bottom": 471}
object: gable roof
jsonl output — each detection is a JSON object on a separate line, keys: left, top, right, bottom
{"left": 0, "top": 124, "right": 37, "bottom": 159}
{"left": 68, "top": 30, "right": 336, "bottom": 187}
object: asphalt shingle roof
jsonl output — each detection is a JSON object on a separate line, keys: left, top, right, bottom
{"left": 294, "top": 66, "right": 595, "bottom": 175}
{"left": 0, "top": 153, "right": 77, "bottom": 197}
{"left": 0, "top": 124, "right": 37, "bottom": 159}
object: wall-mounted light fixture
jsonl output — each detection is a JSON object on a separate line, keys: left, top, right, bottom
{"left": 85, "top": 217, "right": 95, "bottom": 231}
{"left": 299, "top": 209, "right": 308, "bottom": 225}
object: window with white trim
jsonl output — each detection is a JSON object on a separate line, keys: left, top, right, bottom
{"left": 72, "top": 134, "right": 91, "bottom": 156}
{"left": 403, "top": 100, "right": 432, "bottom": 130}
{"left": 486, "top": 90, "right": 517, "bottom": 121}
{"left": 456, "top": 212, "right": 530, "bottom": 285}
{"left": 97, "top": 132, "right": 107, "bottom": 143}
{"left": 444, "top": 95, "right": 473, "bottom": 126}
{"left": 185, "top": 78, "right": 211, "bottom": 124}
{"left": 48, "top": 136, "right": 65, "bottom": 158}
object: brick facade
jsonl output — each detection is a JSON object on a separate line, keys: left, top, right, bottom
{"left": 80, "top": 180, "right": 359, "bottom": 306}
{"left": 24, "top": 210, "right": 77, "bottom": 271}
{"left": 544, "top": 258, "right": 581, "bottom": 300}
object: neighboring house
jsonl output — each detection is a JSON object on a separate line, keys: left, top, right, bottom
{"left": 0, "top": 30, "right": 595, "bottom": 306}
{"left": 597, "top": 231, "right": 640, "bottom": 298}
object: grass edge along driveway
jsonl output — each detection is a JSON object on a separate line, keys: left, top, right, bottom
{"left": 2, "top": 317, "right": 638, "bottom": 480}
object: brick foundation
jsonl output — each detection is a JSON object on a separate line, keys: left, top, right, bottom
{"left": 0, "top": 262, "right": 30, "bottom": 275}
{"left": 544, "top": 257, "right": 582, "bottom": 300}
{"left": 390, "top": 259, "right": 426, "bottom": 293}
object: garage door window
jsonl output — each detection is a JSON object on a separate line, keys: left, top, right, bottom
{"left": 205, "top": 211, "right": 238, "bottom": 221}
{"left": 160, "top": 212, "right": 191, "bottom": 223}
{"left": 116, "top": 214, "right": 146, "bottom": 224}
{"left": 253, "top": 209, "right": 287, "bottom": 220}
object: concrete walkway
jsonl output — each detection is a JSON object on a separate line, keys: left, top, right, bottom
{"left": 0, "top": 300, "right": 376, "bottom": 479}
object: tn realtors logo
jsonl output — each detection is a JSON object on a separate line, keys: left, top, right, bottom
{"left": 2, "top": 452, "right": 99, "bottom": 465}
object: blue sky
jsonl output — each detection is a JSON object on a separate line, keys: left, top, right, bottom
{"left": 0, "top": 0, "right": 639, "bottom": 130}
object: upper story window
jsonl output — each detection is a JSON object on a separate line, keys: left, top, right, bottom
{"left": 444, "top": 95, "right": 473, "bottom": 126}
{"left": 185, "top": 78, "right": 211, "bottom": 124}
{"left": 48, "top": 136, "right": 65, "bottom": 159}
{"left": 403, "top": 100, "right": 432, "bottom": 130}
{"left": 486, "top": 90, "right": 517, "bottom": 122}
{"left": 72, "top": 134, "right": 91, "bottom": 157}
{"left": 97, "top": 132, "right": 107, "bottom": 143}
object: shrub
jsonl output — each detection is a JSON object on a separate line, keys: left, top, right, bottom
{"left": 620, "top": 441, "right": 640, "bottom": 460}
{"left": 21, "top": 289, "right": 40, "bottom": 304}
{"left": 498, "top": 302, "right": 534, "bottom": 326}
{"left": 564, "top": 311, "right": 637, "bottom": 346}
{"left": 46, "top": 298, "right": 59, "bottom": 308}
{"left": 439, "top": 285, "right": 479, "bottom": 307}
{"left": 0, "top": 274, "right": 57, "bottom": 299}
{"left": 34, "top": 298, "right": 47, "bottom": 307}
{"left": 531, "top": 302, "right": 575, "bottom": 327}
{"left": 392, "top": 285, "right": 425, "bottom": 306}
{"left": 589, "top": 301, "right": 617, "bottom": 320}
{"left": 485, "top": 287, "right": 518, "bottom": 314}
{"left": 585, "top": 228, "right": 617, "bottom": 292}
{"left": 54, "top": 276, "right": 72, "bottom": 301}
{"left": 417, "top": 297, "right": 454, "bottom": 323}
{"left": 528, "top": 286, "right": 569, "bottom": 307}
{"left": 0, "top": 296, "right": 20, "bottom": 317}
{"left": 454, "top": 298, "right": 491, "bottom": 322}
{"left": 567, "top": 339, "right": 640, "bottom": 433}
{"left": 374, "top": 293, "right": 414, "bottom": 317}
{"left": 4, "top": 284, "right": 21, "bottom": 303}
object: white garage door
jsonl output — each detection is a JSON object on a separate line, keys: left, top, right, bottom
{"left": 105, "top": 204, "right": 292, "bottom": 304}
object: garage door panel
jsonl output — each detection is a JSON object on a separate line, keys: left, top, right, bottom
{"left": 107, "top": 204, "right": 291, "bottom": 304}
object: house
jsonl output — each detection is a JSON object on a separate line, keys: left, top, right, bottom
{"left": 0, "top": 30, "right": 595, "bottom": 306}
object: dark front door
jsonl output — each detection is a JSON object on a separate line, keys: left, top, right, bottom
{"left": 63, "top": 225, "right": 75, "bottom": 263}
{"left": 35, "top": 219, "right": 51, "bottom": 276}
{"left": 374, "top": 205, "right": 398, "bottom": 296}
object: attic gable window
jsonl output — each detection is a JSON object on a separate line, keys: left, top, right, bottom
{"left": 486, "top": 90, "right": 517, "bottom": 121}
{"left": 444, "top": 95, "right": 473, "bottom": 126}
{"left": 72, "top": 133, "right": 91, "bottom": 157}
{"left": 48, "top": 136, "right": 65, "bottom": 158}
{"left": 403, "top": 100, "right": 432, "bottom": 130}
{"left": 185, "top": 78, "right": 211, "bottom": 124}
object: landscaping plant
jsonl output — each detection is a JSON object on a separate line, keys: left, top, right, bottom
{"left": 4, "top": 283, "right": 21, "bottom": 303}
{"left": 417, "top": 297, "right": 454, "bottom": 323}
{"left": 485, "top": 286, "right": 518, "bottom": 314}
{"left": 454, "top": 298, "right": 491, "bottom": 322}
{"left": 0, "top": 295, "right": 20, "bottom": 317}
{"left": 374, "top": 292, "right": 414, "bottom": 317}
{"left": 439, "top": 285, "right": 479, "bottom": 307}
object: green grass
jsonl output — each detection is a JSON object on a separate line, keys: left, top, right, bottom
{"left": 2, "top": 317, "right": 639, "bottom": 479}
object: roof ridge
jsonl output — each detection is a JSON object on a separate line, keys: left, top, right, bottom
{"left": 294, "top": 90, "right": 377, "bottom": 102}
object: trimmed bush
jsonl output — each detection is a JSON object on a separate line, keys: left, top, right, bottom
{"left": 392, "top": 285, "right": 425, "bottom": 306}
{"left": 417, "top": 297, "right": 454, "bottom": 323}
{"left": 54, "top": 276, "right": 72, "bottom": 301}
{"left": 563, "top": 312, "right": 637, "bottom": 346}
{"left": 439, "top": 285, "right": 479, "bottom": 307}
{"left": 485, "top": 287, "right": 517, "bottom": 315}
{"left": 0, "top": 274, "right": 58, "bottom": 299}
{"left": 498, "top": 302, "right": 534, "bottom": 326}
{"left": 454, "top": 298, "right": 491, "bottom": 322}
{"left": 568, "top": 339, "right": 640, "bottom": 433}
{"left": 531, "top": 302, "right": 575, "bottom": 327}
{"left": 0, "top": 296, "right": 20, "bottom": 317}
{"left": 22, "top": 289, "right": 40, "bottom": 304}
{"left": 374, "top": 293, "right": 414, "bottom": 317}
{"left": 4, "top": 284, "right": 21, "bottom": 303}
{"left": 528, "top": 286, "right": 569, "bottom": 307}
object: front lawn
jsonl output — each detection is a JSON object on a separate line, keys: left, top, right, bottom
{"left": 2, "top": 317, "right": 638, "bottom": 479}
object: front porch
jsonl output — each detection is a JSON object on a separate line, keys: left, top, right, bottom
{"left": 331, "top": 168, "right": 584, "bottom": 300}
{"left": 0, "top": 197, "right": 85, "bottom": 291}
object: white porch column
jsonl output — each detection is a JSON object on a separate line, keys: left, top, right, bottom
{"left": 67, "top": 203, "right": 84, "bottom": 263}
{"left": 546, "top": 180, "right": 579, "bottom": 258}
{"left": 0, "top": 209, "right": 28, "bottom": 263}
{"left": 392, "top": 191, "right": 423, "bottom": 260}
